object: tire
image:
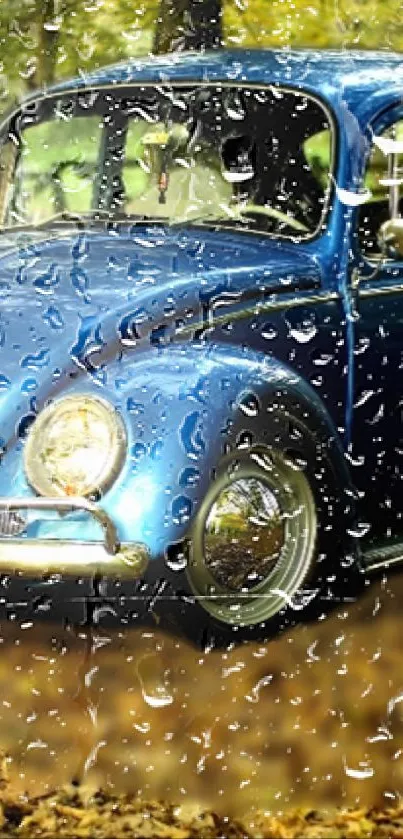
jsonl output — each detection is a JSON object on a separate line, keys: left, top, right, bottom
{"left": 176, "top": 400, "right": 353, "bottom": 647}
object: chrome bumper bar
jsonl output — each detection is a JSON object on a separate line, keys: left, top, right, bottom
{"left": 0, "top": 496, "right": 149, "bottom": 577}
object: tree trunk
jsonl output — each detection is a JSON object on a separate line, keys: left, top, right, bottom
{"left": 35, "top": 0, "right": 60, "bottom": 86}
{"left": 154, "top": 0, "right": 223, "bottom": 54}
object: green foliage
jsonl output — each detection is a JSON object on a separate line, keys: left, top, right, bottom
{"left": 0, "top": 0, "right": 155, "bottom": 105}
{"left": 0, "top": 0, "right": 401, "bottom": 113}
{"left": 224, "top": 0, "right": 403, "bottom": 51}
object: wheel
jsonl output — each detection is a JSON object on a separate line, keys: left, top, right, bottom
{"left": 161, "top": 384, "right": 356, "bottom": 647}
{"left": 174, "top": 388, "right": 355, "bottom": 649}
{"left": 186, "top": 444, "right": 317, "bottom": 631}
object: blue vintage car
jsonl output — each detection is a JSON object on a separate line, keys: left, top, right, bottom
{"left": 0, "top": 47, "right": 402, "bottom": 642}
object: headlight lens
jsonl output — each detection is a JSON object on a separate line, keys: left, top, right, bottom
{"left": 24, "top": 395, "right": 126, "bottom": 498}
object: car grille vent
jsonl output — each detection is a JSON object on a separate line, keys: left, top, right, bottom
{"left": 0, "top": 510, "right": 27, "bottom": 537}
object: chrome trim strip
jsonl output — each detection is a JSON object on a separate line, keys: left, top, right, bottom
{"left": 0, "top": 538, "right": 149, "bottom": 577}
{"left": 361, "top": 540, "right": 403, "bottom": 573}
{"left": 0, "top": 496, "right": 118, "bottom": 555}
{"left": 359, "top": 283, "right": 403, "bottom": 299}
{"left": 176, "top": 290, "right": 340, "bottom": 336}
{"left": 363, "top": 554, "right": 403, "bottom": 573}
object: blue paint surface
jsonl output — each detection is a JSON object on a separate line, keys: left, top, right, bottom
{"left": 0, "top": 47, "right": 402, "bottom": 572}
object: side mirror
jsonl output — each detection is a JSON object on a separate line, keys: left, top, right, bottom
{"left": 378, "top": 217, "right": 403, "bottom": 260}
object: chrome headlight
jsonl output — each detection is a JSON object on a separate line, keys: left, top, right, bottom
{"left": 24, "top": 395, "right": 126, "bottom": 498}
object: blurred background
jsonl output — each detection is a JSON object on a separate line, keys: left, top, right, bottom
{"left": 0, "top": 0, "right": 402, "bottom": 109}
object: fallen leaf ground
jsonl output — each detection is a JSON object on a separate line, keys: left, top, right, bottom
{"left": 0, "top": 569, "right": 402, "bottom": 833}
{"left": 2, "top": 787, "right": 403, "bottom": 837}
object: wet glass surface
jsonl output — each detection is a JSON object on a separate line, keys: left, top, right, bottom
{"left": 0, "top": 2, "right": 403, "bottom": 833}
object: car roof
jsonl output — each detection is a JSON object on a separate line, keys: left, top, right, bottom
{"left": 29, "top": 48, "right": 403, "bottom": 126}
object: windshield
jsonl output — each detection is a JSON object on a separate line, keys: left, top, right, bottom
{"left": 0, "top": 85, "right": 333, "bottom": 239}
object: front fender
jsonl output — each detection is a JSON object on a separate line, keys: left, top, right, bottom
{"left": 0, "top": 343, "right": 350, "bottom": 557}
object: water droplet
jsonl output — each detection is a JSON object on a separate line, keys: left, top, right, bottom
{"left": 131, "top": 442, "right": 147, "bottom": 460}
{"left": 71, "top": 265, "right": 90, "bottom": 299}
{"left": 387, "top": 692, "right": 403, "bottom": 716}
{"left": 179, "top": 411, "right": 205, "bottom": 460}
{"left": 238, "top": 392, "right": 260, "bottom": 417}
{"left": 179, "top": 466, "right": 200, "bottom": 488}
{"left": 288, "top": 322, "right": 318, "bottom": 343}
{"left": 137, "top": 655, "right": 174, "bottom": 709}
{"left": 354, "top": 390, "right": 374, "bottom": 408}
{"left": 312, "top": 352, "right": 333, "bottom": 366}
{"left": 26, "top": 739, "right": 48, "bottom": 751}
{"left": 270, "top": 587, "right": 319, "bottom": 611}
{"left": 0, "top": 375, "right": 11, "bottom": 392}
{"left": 165, "top": 550, "right": 187, "bottom": 572}
{"left": 21, "top": 377, "right": 38, "bottom": 394}
{"left": 172, "top": 494, "right": 192, "bottom": 526}
{"left": 261, "top": 323, "right": 278, "bottom": 340}
{"left": 245, "top": 674, "right": 273, "bottom": 703}
{"left": 33, "top": 265, "right": 60, "bottom": 295}
{"left": 343, "top": 757, "right": 374, "bottom": 779}
{"left": 347, "top": 521, "right": 371, "bottom": 538}
{"left": 150, "top": 440, "right": 163, "bottom": 461}
{"left": 21, "top": 349, "right": 50, "bottom": 370}
{"left": 127, "top": 398, "right": 144, "bottom": 415}
{"left": 43, "top": 305, "right": 64, "bottom": 331}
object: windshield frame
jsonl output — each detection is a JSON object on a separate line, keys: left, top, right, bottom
{"left": 0, "top": 81, "right": 337, "bottom": 243}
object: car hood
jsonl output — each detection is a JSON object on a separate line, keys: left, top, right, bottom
{"left": 0, "top": 223, "right": 322, "bottom": 436}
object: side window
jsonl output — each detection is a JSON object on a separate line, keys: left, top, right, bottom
{"left": 358, "top": 119, "right": 403, "bottom": 259}
{"left": 303, "top": 128, "right": 332, "bottom": 193}
{"left": 4, "top": 113, "right": 102, "bottom": 227}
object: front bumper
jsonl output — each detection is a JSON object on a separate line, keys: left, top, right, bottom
{"left": 0, "top": 496, "right": 150, "bottom": 578}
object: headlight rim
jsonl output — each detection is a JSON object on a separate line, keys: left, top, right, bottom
{"left": 23, "top": 393, "right": 127, "bottom": 499}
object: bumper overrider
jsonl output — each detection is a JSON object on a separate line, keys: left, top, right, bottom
{"left": 0, "top": 496, "right": 150, "bottom": 578}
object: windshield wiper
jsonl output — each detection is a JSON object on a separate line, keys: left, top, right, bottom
{"left": 170, "top": 205, "right": 308, "bottom": 234}
{"left": 12, "top": 210, "right": 164, "bottom": 231}
{"left": 0, "top": 212, "right": 174, "bottom": 235}
{"left": 33, "top": 209, "right": 117, "bottom": 228}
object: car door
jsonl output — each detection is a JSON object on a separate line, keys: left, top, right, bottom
{"left": 353, "top": 107, "right": 403, "bottom": 545}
